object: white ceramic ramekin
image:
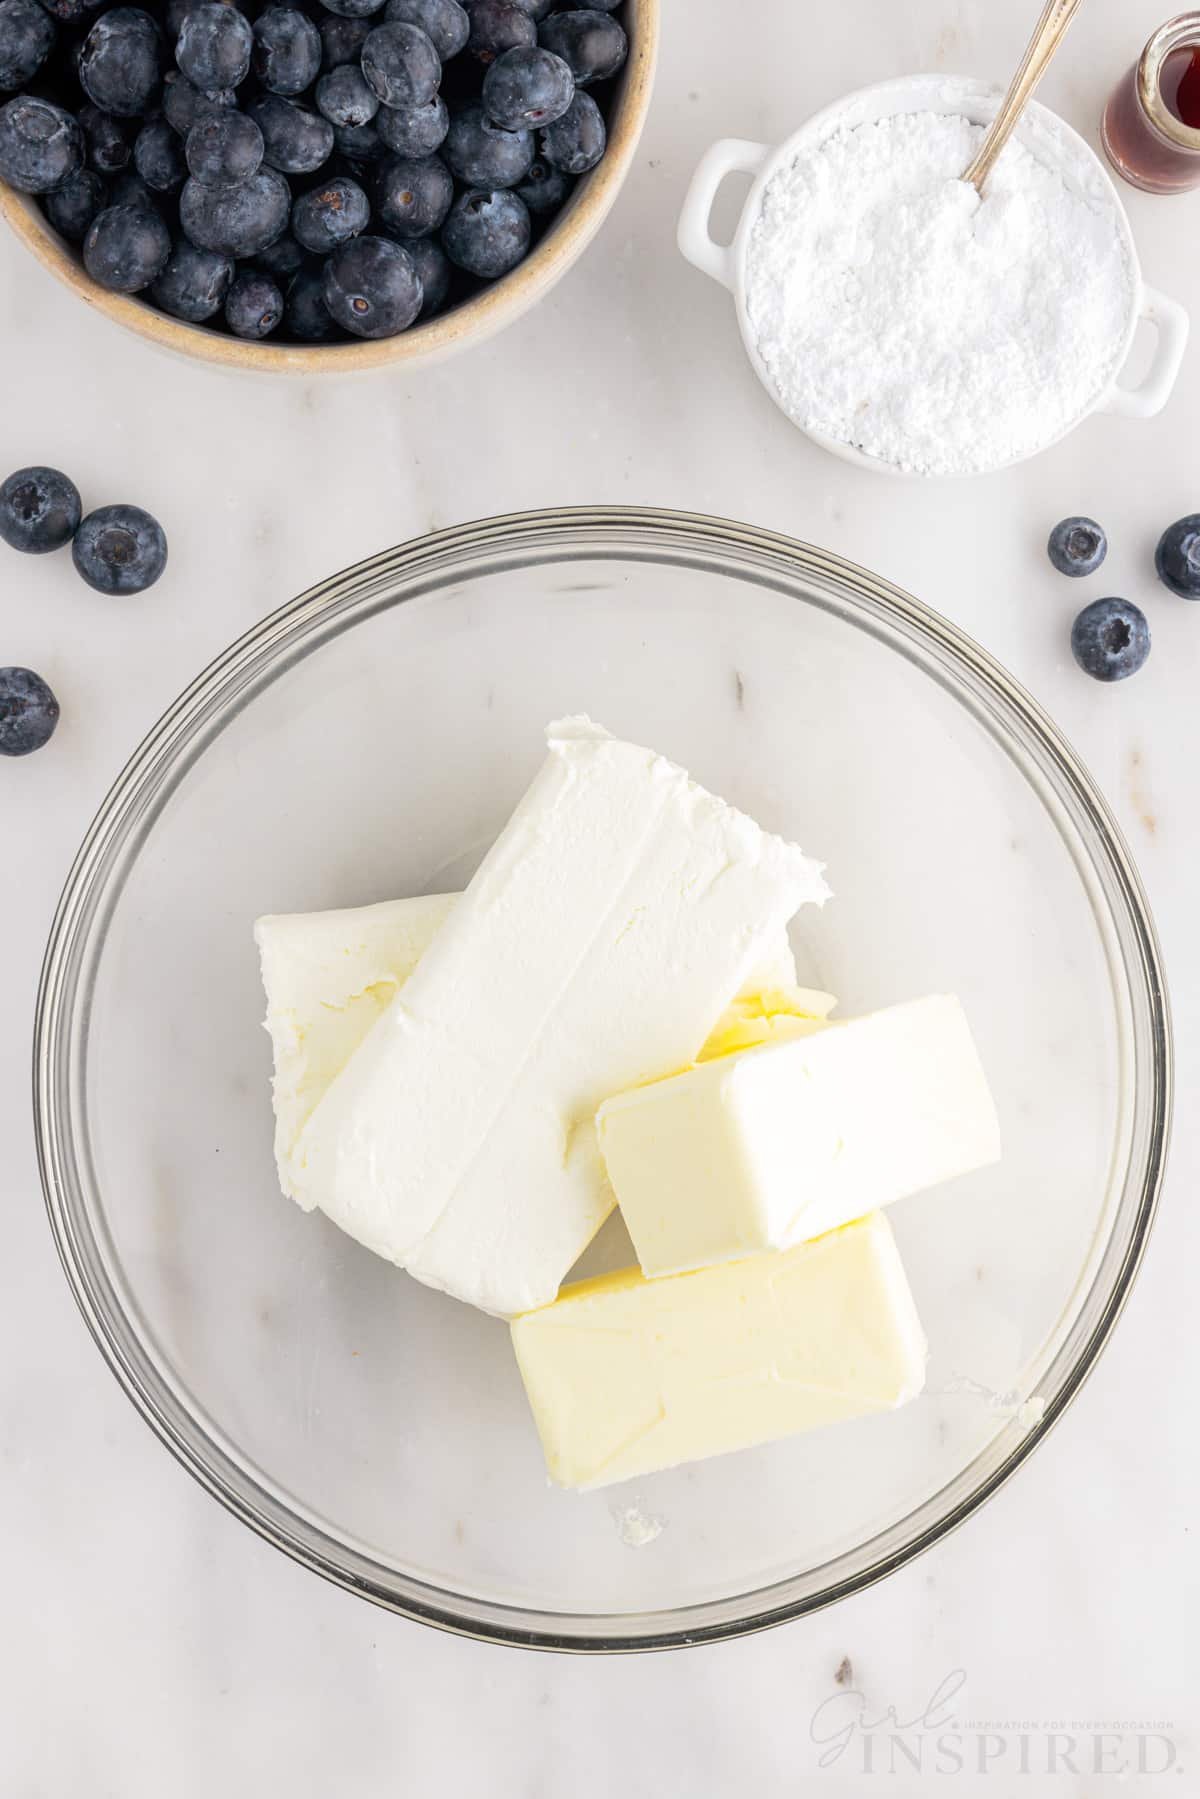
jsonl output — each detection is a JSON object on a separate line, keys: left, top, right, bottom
{"left": 678, "top": 75, "right": 1190, "bottom": 476}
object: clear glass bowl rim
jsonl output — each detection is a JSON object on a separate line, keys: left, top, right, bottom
{"left": 33, "top": 506, "right": 1173, "bottom": 1654}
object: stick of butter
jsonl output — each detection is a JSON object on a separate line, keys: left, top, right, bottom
{"left": 510, "top": 1212, "right": 927, "bottom": 1490}
{"left": 286, "top": 718, "right": 830, "bottom": 1316}
{"left": 255, "top": 896, "right": 813, "bottom": 1201}
{"left": 597, "top": 994, "right": 1000, "bottom": 1278}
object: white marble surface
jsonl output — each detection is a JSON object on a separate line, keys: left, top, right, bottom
{"left": 1, "top": 0, "right": 1197, "bottom": 1791}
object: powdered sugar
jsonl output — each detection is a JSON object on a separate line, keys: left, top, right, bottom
{"left": 745, "top": 108, "right": 1136, "bottom": 475}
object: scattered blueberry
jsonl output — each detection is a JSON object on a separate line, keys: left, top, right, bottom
{"left": 0, "top": 464, "right": 81, "bottom": 553}
{"left": 79, "top": 99, "right": 131, "bottom": 172}
{"left": 361, "top": 20, "right": 440, "bottom": 108}
{"left": 483, "top": 44, "right": 573, "bottom": 130}
{"left": 291, "top": 171, "right": 368, "bottom": 250}
{"left": 133, "top": 114, "right": 185, "bottom": 191}
{"left": 161, "top": 69, "right": 233, "bottom": 135}
{"left": 464, "top": 0, "right": 534, "bottom": 67}
{"left": 0, "top": 0, "right": 56, "bottom": 92}
{"left": 0, "top": 94, "right": 82, "bottom": 191}
{"left": 442, "top": 184, "right": 528, "bottom": 276}
{"left": 383, "top": 0, "right": 467, "bottom": 61}
{"left": 254, "top": 228, "right": 303, "bottom": 279}
{"left": 322, "top": 230, "right": 420, "bottom": 335}
{"left": 1155, "top": 514, "right": 1200, "bottom": 599}
{"left": 539, "top": 89, "right": 604, "bottom": 172}
{"left": 72, "top": 501, "right": 167, "bottom": 594}
{"left": 514, "top": 151, "right": 568, "bottom": 214}
{"left": 180, "top": 165, "right": 289, "bottom": 255}
{"left": 375, "top": 92, "right": 447, "bottom": 156}
{"left": 537, "top": 8, "right": 626, "bottom": 85}
{"left": 0, "top": 666, "right": 60, "bottom": 757}
{"left": 82, "top": 198, "right": 169, "bottom": 287}
{"left": 1047, "top": 516, "right": 1107, "bottom": 578}
{"left": 148, "top": 235, "right": 233, "bottom": 318}
{"left": 78, "top": 7, "right": 161, "bottom": 117}
{"left": 318, "top": 12, "right": 370, "bottom": 69}
{"left": 284, "top": 263, "right": 335, "bottom": 338}
{"left": 43, "top": 165, "right": 105, "bottom": 238}
{"left": 175, "top": 3, "right": 251, "bottom": 94}
{"left": 402, "top": 225, "right": 448, "bottom": 312}
{"left": 185, "top": 108, "right": 263, "bottom": 183}
{"left": 443, "top": 99, "right": 532, "bottom": 186}
{"left": 374, "top": 150, "right": 451, "bottom": 235}
{"left": 224, "top": 265, "right": 282, "bottom": 336}
{"left": 251, "top": 4, "right": 321, "bottom": 96}
{"left": 247, "top": 91, "right": 333, "bottom": 174}
{"left": 315, "top": 62, "right": 378, "bottom": 128}
{"left": 1071, "top": 598, "right": 1150, "bottom": 682}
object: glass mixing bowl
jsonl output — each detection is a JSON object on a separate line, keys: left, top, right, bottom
{"left": 34, "top": 508, "right": 1170, "bottom": 1651}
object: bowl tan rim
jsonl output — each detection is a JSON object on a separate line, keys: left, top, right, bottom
{"left": 0, "top": 0, "right": 658, "bottom": 374}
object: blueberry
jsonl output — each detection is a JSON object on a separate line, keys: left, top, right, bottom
{"left": 538, "top": 88, "right": 602, "bottom": 172}
{"left": 375, "top": 91, "right": 446, "bottom": 155}
{"left": 108, "top": 167, "right": 156, "bottom": 209}
{"left": 333, "top": 117, "right": 384, "bottom": 162}
{"left": 537, "top": 8, "right": 625, "bottom": 86}
{"left": 483, "top": 45, "right": 572, "bottom": 128}
{"left": 442, "top": 184, "right": 528, "bottom": 276}
{"left": 508, "top": 0, "right": 553, "bottom": 16}
{"left": 284, "top": 263, "right": 335, "bottom": 337}
{"left": 383, "top": 0, "right": 467, "bottom": 60}
{"left": 148, "top": 235, "right": 233, "bottom": 317}
{"left": 318, "top": 12, "right": 369, "bottom": 68}
{"left": 1155, "top": 514, "right": 1200, "bottom": 598}
{"left": 1071, "top": 598, "right": 1150, "bottom": 682}
{"left": 1047, "top": 516, "right": 1107, "bottom": 578}
{"left": 254, "top": 226, "right": 303, "bottom": 278}
{"left": 79, "top": 8, "right": 162, "bottom": 118}
{"left": 0, "top": 95, "right": 82, "bottom": 192}
{"left": 43, "top": 166, "right": 106, "bottom": 239}
{"left": 404, "top": 226, "right": 448, "bottom": 312}
{"left": 320, "top": 0, "right": 385, "bottom": 17}
{"left": 361, "top": 21, "right": 440, "bottom": 108}
{"left": 443, "top": 100, "right": 532, "bottom": 186}
{"left": 322, "top": 231, "right": 420, "bottom": 335}
{"left": 464, "top": 0, "right": 534, "bottom": 67}
{"left": 374, "top": 150, "right": 451, "bottom": 234}
{"left": 185, "top": 109, "right": 263, "bottom": 182}
{"left": 514, "top": 151, "right": 567, "bottom": 214}
{"left": 133, "top": 115, "right": 186, "bottom": 191}
{"left": 0, "top": 667, "right": 59, "bottom": 756}
{"left": 35, "top": 0, "right": 105, "bottom": 20}
{"left": 316, "top": 63, "right": 379, "bottom": 127}
{"left": 247, "top": 92, "right": 333, "bottom": 173}
{"left": 0, "top": 0, "right": 55, "bottom": 92}
{"left": 72, "top": 502, "right": 167, "bottom": 594}
{"left": 225, "top": 265, "right": 282, "bottom": 335}
{"left": 291, "top": 172, "right": 369, "bottom": 249}
{"left": 79, "top": 101, "right": 131, "bottom": 172}
{"left": 83, "top": 199, "right": 170, "bottom": 288}
{"left": 251, "top": 5, "right": 320, "bottom": 96}
{"left": 0, "top": 465, "right": 80, "bottom": 554}
{"left": 180, "top": 165, "right": 289, "bottom": 254}
{"left": 176, "top": 4, "right": 252, "bottom": 93}
{"left": 162, "top": 71, "right": 234, "bottom": 136}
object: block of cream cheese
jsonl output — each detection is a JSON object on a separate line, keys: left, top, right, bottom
{"left": 255, "top": 894, "right": 805, "bottom": 1201}
{"left": 290, "top": 717, "right": 829, "bottom": 1315}
{"left": 597, "top": 994, "right": 1000, "bottom": 1278}
{"left": 510, "top": 1211, "right": 927, "bottom": 1489}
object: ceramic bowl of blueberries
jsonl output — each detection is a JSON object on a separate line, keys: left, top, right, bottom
{"left": 0, "top": 0, "right": 656, "bottom": 370}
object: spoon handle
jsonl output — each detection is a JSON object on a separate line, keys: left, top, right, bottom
{"left": 963, "top": 0, "right": 1087, "bottom": 193}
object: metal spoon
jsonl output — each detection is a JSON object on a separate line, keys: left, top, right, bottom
{"left": 963, "top": 0, "right": 1087, "bottom": 193}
